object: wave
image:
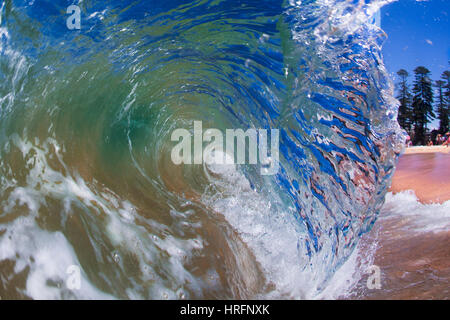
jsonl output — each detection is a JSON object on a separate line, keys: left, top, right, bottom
{"left": 0, "top": 0, "right": 403, "bottom": 299}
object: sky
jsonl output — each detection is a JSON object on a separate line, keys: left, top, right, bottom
{"left": 381, "top": 0, "right": 450, "bottom": 130}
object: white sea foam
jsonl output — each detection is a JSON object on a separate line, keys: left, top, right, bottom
{"left": 381, "top": 191, "right": 450, "bottom": 234}
{"left": 317, "top": 236, "right": 378, "bottom": 299}
{"left": 0, "top": 216, "right": 114, "bottom": 299}
{"left": 0, "top": 136, "right": 202, "bottom": 299}
{"left": 203, "top": 156, "right": 314, "bottom": 298}
{"left": 0, "top": 137, "right": 113, "bottom": 298}
{"left": 320, "top": 190, "right": 450, "bottom": 298}
{"left": 202, "top": 153, "right": 368, "bottom": 299}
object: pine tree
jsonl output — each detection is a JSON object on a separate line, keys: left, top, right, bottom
{"left": 412, "top": 66, "right": 434, "bottom": 145}
{"left": 396, "top": 69, "right": 412, "bottom": 131}
{"left": 435, "top": 80, "right": 448, "bottom": 134}
{"left": 441, "top": 70, "right": 450, "bottom": 133}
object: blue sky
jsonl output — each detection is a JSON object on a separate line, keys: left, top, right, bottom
{"left": 381, "top": 0, "right": 450, "bottom": 129}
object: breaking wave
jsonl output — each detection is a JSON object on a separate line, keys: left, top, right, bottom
{"left": 0, "top": 0, "right": 403, "bottom": 299}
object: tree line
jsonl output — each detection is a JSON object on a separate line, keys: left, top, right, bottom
{"left": 396, "top": 65, "right": 450, "bottom": 145}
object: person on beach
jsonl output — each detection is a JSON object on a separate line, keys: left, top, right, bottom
{"left": 443, "top": 132, "right": 450, "bottom": 147}
{"left": 405, "top": 135, "right": 412, "bottom": 147}
{"left": 436, "top": 134, "right": 442, "bottom": 145}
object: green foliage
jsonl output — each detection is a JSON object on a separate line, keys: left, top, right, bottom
{"left": 411, "top": 66, "right": 434, "bottom": 144}
{"left": 435, "top": 79, "right": 448, "bottom": 134}
{"left": 395, "top": 65, "right": 450, "bottom": 145}
{"left": 396, "top": 69, "right": 412, "bottom": 131}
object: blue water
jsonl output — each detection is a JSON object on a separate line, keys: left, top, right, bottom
{"left": 0, "top": 0, "right": 403, "bottom": 299}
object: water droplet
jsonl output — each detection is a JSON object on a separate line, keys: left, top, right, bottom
{"left": 113, "top": 252, "right": 120, "bottom": 263}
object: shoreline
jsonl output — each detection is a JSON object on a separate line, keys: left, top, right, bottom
{"left": 390, "top": 146, "right": 450, "bottom": 204}
{"left": 403, "top": 145, "right": 450, "bottom": 155}
{"left": 349, "top": 146, "right": 450, "bottom": 300}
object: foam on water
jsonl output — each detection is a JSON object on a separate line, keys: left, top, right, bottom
{"left": 0, "top": 136, "right": 204, "bottom": 299}
{"left": 203, "top": 152, "right": 380, "bottom": 299}
{"left": 382, "top": 191, "right": 450, "bottom": 234}
{"left": 203, "top": 156, "right": 311, "bottom": 297}
{"left": 0, "top": 216, "right": 114, "bottom": 299}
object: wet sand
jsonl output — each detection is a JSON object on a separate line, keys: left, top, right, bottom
{"left": 353, "top": 215, "right": 450, "bottom": 300}
{"left": 390, "top": 147, "right": 450, "bottom": 204}
{"left": 349, "top": 147, "right": 450, "bottom": 300}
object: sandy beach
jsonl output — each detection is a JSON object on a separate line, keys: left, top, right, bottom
{"left": 404, "top": 145, "right": 450, "bottom": 155}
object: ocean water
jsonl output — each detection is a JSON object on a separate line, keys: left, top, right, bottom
{"left": 346, "top": 191, "right": 450, "bottom": 300}
{"left": 0, "top": 0, "right": 404, "bottom": 299}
